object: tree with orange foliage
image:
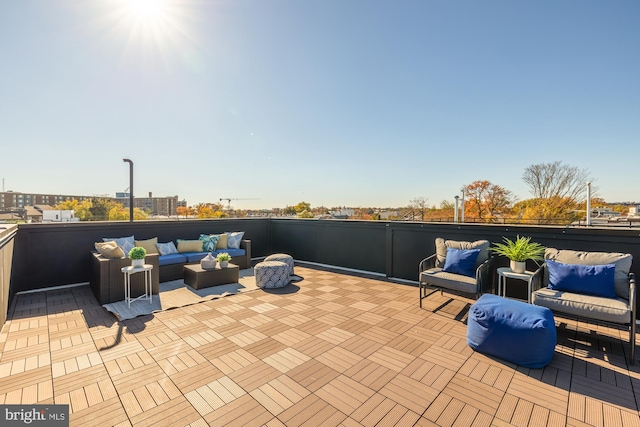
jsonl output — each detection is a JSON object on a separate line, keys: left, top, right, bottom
{"left": 464, "top": 180, "right": 513, "bottom": 222}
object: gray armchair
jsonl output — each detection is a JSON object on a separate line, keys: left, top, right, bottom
{"left": 531, "top": 248, "right": 636, "bottom": 363}
{"left": 419, "top": 238, "right": 494, "bottom": 308}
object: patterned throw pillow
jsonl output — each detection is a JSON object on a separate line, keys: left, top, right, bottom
{"left": 156, "top": 241, "right": 178, "bottom": 256}
{"left": 103, "top": 235, "right": 135, "bottom": 254}
{"left": 199, "top": 234, "right": 220, "bottom": 252}
{"left": 226, "top": 231, "right": 245, "bottom": 249}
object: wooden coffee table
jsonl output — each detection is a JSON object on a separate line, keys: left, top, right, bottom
{"left": 183, "top": 263, "right": 239, "bottom": 290}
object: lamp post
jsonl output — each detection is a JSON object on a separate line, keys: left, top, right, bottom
{"left": 123, "top": 159, "right": 134, "bottom": 222}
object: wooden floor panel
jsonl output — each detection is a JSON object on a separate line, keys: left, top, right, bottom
{"left": 1, "top": 265, "right": 639, "bottom": 426}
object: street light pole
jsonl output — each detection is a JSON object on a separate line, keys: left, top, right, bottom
{"left": 123, "top": 159, "right": 134, "bottom": 222}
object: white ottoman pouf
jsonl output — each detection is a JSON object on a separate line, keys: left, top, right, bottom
{"left": 264, "top": 253, "right": 294, "bottom": 276}
{"left": 255, "top": 261, "right": 290, "bottom": 289}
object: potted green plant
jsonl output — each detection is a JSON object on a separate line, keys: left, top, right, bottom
{"left": 128, "top": 247, "right": 147, "bottom": 268}
{"left": 216, "top": 252, "right": 231, "bottom": 268}
{"left": 491, "top": 235, "right": 545, "bottom": 273}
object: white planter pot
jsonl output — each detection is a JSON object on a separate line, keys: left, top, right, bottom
{"left": 510, "top": 260, "right": 526, "bottom": 274}
{"left": 219, "top": 261, "right": 229, "bottom": 268}
{"left": 132, "top": 258, "right": 145, "bottom": 268}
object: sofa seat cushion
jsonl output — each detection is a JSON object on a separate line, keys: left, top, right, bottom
{"left": 159, "top": 253, "right": 188, "bottom": 266}
{"left": 420, "top": 268, "right": 477, "bottom": 295}
{"left": 182, "top": 249, "right": 247, "bottom": 263}
{"left": 182, "top": 252, "right": 210, "bottom": 263}
{"left": 532, "top": 288, "right": 631, "bottom": 324}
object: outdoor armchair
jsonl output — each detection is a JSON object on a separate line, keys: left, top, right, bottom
{"left": 530, "top": 248, "right": 636, "bottom": 363}
{"left": 419, "top": 238, "right": 494, "bottom": 308}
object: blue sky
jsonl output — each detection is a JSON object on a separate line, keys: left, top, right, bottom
{"left": 1, "top": 1, "right": 638, "bottom": 210}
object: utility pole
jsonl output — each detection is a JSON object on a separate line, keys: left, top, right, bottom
{"left": 123, "top": 159, "right": 134, "bottom": 222}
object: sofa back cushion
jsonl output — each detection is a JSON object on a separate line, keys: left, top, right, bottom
{"left": 546, "top": 259, "right": 616, "bottom": 298}
{"left": 177, "top": 239, "right": 205, "bottom": 253}
{"left": 436, "top": 238, "right": 490, "bottom": 270}
{"left": 135, "top": 237, "right": 159, "bottom": 255}
{"left": 544, "top": 248, "right": 632, "bottom": 300}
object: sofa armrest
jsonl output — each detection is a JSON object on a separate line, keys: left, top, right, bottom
{"left": 530, "top": 264, "right": 546, "bottom": 293}
{"left": 419, "top": 254, "right": 437, "bottom": 274}
{"left": 477, "top": 256, "right": 495, "bottom": 294}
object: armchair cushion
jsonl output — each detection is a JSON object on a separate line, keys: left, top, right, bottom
{"left": 544, "top": 248, "right": 633, "bottom": 299}
{"left": 436, "top": 238, "right": 490, "bottom": 269}
{"left": 443, "top": 248, "right": 480, "bottom": 277}
{"left": 420, "top": 268, "right": 478, "bottom": 295}
{"left": 546, "top": 259, "right": 616, "bottom": 298}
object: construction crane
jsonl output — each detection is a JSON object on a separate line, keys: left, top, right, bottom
{"left": 219, "top": 198, "right": 260, "bottom": 209}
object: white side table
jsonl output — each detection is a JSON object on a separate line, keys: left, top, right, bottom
{"left": 121, "top": 264, "right": 153, "bottom": 307}
{"left": 497, "top": 267, "right": 535, "bottom": 303}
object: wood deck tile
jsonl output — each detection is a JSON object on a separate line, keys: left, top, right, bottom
{"left": 292, "top": 336, "right": 335, "bottom": 358}
{"left": 368, "top": 346, "right": 414, "bottom": 372}
{"left": 263, "top": 347, "right": 311, "bottom": 373}
{"left": 339, "top": 335, "right": 384, "bottom": 358}
{"left": 211, "top": 348, "right": 260, "bottom": 375}
{"left": 344, "top": 359, "right": 396, "bottom": 391}
{"left": 228, "top": 360, "right": 283, "bottom": 391}
{"left": 507, "top": 373, "right": 569, "bottom": 415}
{"left": 243, "top": 337, "right": 288, "bottom": 359}
{"left": 204, "top": 393, "right": 274, "bottom": 426}
{"left": 278, "top": 394, "right": 345, "bottom": 427}
{"left": 272, "top": 328, "right": 312, "bottom": 346}
{"left": 316, "top": 346, "right": 363, "bottom": 373}
{"left": 379, "top": 373, "right": 438, "bottom": 414}
{"left": 111, "top": 363, "right": 168, "bottom": 395}
{"left": 315, "top": 375, "right": 375, "bottom": 416}
{"left": 53, "top": 364, "right": 110, "bottom": 395}
{"left": 287, "top": 359, "right": 341, "bottom": 392}
{"left": 316, "top": 326, "right": 355, "bottom": 345}
{"left": 0, "top": 366, "right": 51, "bottom": 395}
{"left": 130, "top": 396, "right": 202, "bottom": 427}
{"left": 69, "top": 396, "right": 129, "bottom": 426}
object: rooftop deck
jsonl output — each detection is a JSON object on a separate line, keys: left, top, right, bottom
{"left": 1, "top": 265, "right": 639, "bottom": 427}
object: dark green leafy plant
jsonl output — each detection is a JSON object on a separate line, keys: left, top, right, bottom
{"left": 491, "top": 236, "right": 545, "bottom": 263}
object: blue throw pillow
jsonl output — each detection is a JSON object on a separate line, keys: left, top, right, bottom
{"left": 547, "top": 259, "right": 616, "bottom": 298}
{"left": 156, "top": 241, "right": 178, "bottom": 256}
{"left": 226, "top": 231, "right": 245, "bottom": 249}
{"left": 442, "top": 248, "right": 480, "bottom": 277}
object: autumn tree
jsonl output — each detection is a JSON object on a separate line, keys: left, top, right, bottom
{"left": 108, "top": 206, "right": 148, "bottom": 221}
{"left": 297, "top": 210, "right": 315, "bottom": 218}
{"left": 294, "top": 201, "right": 311, "bottom": 213}
{"left": 464, "top": 180, "right": 513, "bottom": 222}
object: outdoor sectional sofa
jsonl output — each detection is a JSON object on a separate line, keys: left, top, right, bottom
{"left": 157, "top": 239, "right": 251, "bottom": 282}
{"left": 90, "top": 235, "right": 251, "bottom": 304}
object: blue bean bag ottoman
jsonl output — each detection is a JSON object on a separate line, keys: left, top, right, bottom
{"left": 467, "top": 294, "right": 556, "bottom": 368}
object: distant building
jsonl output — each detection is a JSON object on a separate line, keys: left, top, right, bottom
{"left": 42, "top": 210, "right": 77, "bottom": 223}
{"left": 1, "top": 191, "right": 180, "bottom": 217}
{"left": 0, "top": 191, "right": 90, "bottom": 210}
{"left": 114, "top": 192, "right": 179, "bottom": 216}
